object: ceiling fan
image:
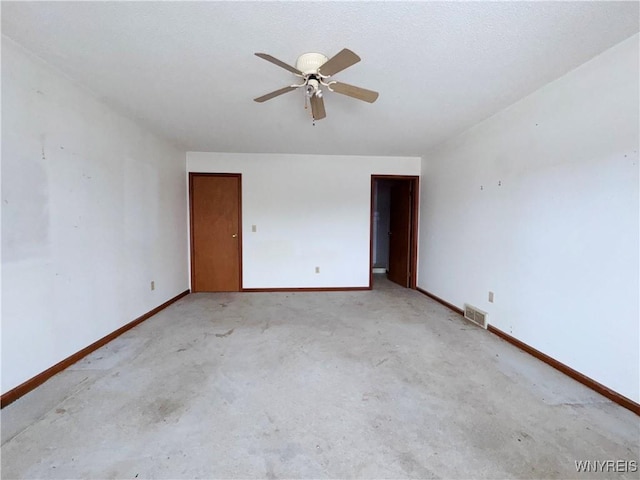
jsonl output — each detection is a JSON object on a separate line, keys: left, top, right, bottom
{"left": 253, "top": 48, "right": 379, "bottom": 121}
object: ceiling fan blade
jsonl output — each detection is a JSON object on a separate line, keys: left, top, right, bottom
{"left": 254, "top": 85, "right": 298, "bottom": 103}
{"left": 330, "top": 82, "right": 379, "bottom": 103}
{"left": 318, "top": 48, "right": 361, "bottom": 76}
{"left": 310, "top": 94, "right": 327, "bottom": 120}
{"left": 255, "top": 53, "right": 303, "bottom": 75}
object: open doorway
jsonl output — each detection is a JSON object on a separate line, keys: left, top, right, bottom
{"left": 370, "top": 175, "right": 419, "bottom": 289}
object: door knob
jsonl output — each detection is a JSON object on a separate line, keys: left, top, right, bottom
{"left": 232, "top": 234, "right": 237, "bottom": 238}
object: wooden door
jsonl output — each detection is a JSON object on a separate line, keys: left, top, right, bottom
{"left": 190, "top": 174, "right": 241, "bottom": 292}
{"left": 387, "top": 181, "right": 411, "bottom": 287}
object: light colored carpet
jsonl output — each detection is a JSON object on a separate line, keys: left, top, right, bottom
{"left": 2, "top": 276, "right": 638, "bottom": 479}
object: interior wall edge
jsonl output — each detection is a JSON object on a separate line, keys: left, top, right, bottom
{"left": 1, "top": 34, "right": 187, "bottom": 152}
{"left": 2, "top": 37, "right": 190, "bottom": 393}
{"left": 0, "top": 290, "right": 190, "bottom": 408}
{"left": 416, "top": 33, "right": 639, "bottom": 402}
{"left": 416, "top": 286, "right": 640, "bottom": 416}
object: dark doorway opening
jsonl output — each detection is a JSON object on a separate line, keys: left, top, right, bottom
{"left": 370, "top": 175, "right": 419, "bottom": 289}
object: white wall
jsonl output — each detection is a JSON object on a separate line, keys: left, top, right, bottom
{"left": 1, "top": 38, "right": 189, "bottom": 394}
{"left": 187, "top": 153, "right": 420, "bottom": 288}
{"left": 418, "top": 35, "right": 639, "bottom": 402}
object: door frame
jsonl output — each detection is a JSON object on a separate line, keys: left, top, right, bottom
{"left": 189, "top": 172, "right": 243, "bottom": 292}
{"left": 370, "top": 175, "right": 419, "bottom": 289}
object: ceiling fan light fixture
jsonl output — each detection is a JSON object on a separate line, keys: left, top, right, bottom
{"left": 306, "top": 78, "right": 320, "bottom": 98}
{"left": 295, "top": 53, "right": 329, "bottom": 75}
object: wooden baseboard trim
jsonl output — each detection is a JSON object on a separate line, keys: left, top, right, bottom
{"left": 415, "top": 287, "right": 639, "bottom": 415}
{"left": 416, "top": 287, "right": 464, "bottom": 316}
{"left": 1, "top": 289, "right": 190, "bottom": 409}
{"left": 243, "top": 287, "right": 371, "bottom": 292}
{"left": 487, "top": 325, "right": 639, "bottom": 415}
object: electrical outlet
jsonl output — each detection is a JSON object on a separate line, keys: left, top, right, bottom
{"left": 252, "top": 225, "right": 257, "bottom": 232}
{"left": 315, "top": 266, "right": 320, "bottom": 274}
{"left": 488, "top": 291, "right": 494, "bottom": 303}
{"left": 151, "top": 281, "right": 155, "bottom": 291}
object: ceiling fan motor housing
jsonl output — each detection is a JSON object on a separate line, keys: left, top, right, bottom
{"left": 296, "top": 53, "right": 329, "bottom": 75}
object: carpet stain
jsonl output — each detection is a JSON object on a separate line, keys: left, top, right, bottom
{"left": 261, "top": 320, "right": 271, "bottom": 334}
{"left": 215, "top": 328, "right": 235, "bottom": 338}
{"left": 142, "top": 398, "right": 182, "bottom": 424}
{"left": 376, "top": 358, "right": 389, "bottom": 367}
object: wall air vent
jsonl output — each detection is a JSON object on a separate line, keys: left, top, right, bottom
{"left": 464, "top": 304, "right": 488, "bottom": 329}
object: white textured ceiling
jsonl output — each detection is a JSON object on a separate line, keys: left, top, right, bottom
{"left": 2, "top": 1, "right": 638, "bottom": 156}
